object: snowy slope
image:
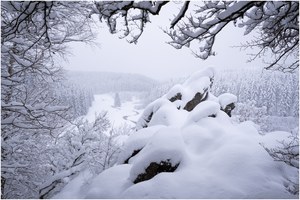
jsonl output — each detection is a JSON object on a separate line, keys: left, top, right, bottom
{"left": 86, "top": 122, "right": 297, "bottom": 199}
{"left": 83, "top": 67, "right": 298, "bottom": 199}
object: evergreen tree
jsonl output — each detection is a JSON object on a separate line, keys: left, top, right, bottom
{"left": 114, "top": 93, "right": 121, "bottom": 108}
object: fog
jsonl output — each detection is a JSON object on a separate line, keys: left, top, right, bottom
{"left": 61, "top": 3, "right": 263, "bottom": 81}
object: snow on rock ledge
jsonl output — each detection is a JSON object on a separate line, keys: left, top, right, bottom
{"left": 137, "top": 67, "right": 221, "bottom": 130}
{"left": 188, "top": 101, "right": 220, "bottom": 123}
{"left": 218, "top": 93, "right": 237, "bottom": 117}
{"left": 117, "top": 125, "right": 165, "bottom": 164}
{"left": 129, "top": 127, "right": 185, "bottom": 184}
{"left": 83, "top": 68, "right": 298, "bottom": 199}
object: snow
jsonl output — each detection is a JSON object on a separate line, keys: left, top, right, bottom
{"left": 164, "top": 84, "right": 184, "bottom": 100}
{"left": 85, "top": 164, "right": 133, "bottom": 199}
{"left": 187, "top": 100, "right": 220, "bottom": 123}
{"left": 117, "top": 125, "right": 166, "bottom": 164}
{"left": 85, "top": 93, "right": 142, "bottom": 128}
{"left": 218, "top": 93, "right": 237, "bottom": 109}
{"left": 82, "top": 112, "right": 297, "bottom": 198}
{"left": 147, "top": 102, "right": 187, "bottom": 127}
{"left": 136, "top": 98, "right": 170, "bottom": 130}
{"left": 52, "top": 169, "right": 93, "bottom": 199}
{"left": 55, "top": 68, "right": 298, "bottom": 199}
{"left": 10, "top": 52, "right": 33, "bottom": 67}
{"left": 137, "top": 67, "right": 216, "bottom": 130}
{"left": 182, "top": 67, "right": 214, "bottom": 86}
{"left": 218, "top": 1, "right": 250, "bottom": 20}
{"left": 39, "top": 162, "right": 84, "bottom": 195}
{"left": 128, "top": 127, "right": 186, "bottom": 183}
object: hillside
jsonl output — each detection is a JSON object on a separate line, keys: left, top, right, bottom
{"left": 65, "top": 71, "right": 158, "bottom": 94}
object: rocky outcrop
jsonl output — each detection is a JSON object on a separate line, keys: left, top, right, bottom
{"left": 133, "top": 160, "right": 180, "bottom": 184}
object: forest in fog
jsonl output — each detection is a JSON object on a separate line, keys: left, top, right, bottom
{"left": 1, "top": 1, "right": 299, "bottom": 199}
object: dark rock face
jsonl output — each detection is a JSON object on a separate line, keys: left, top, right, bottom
{"left": 221, "top": 102, "right": 235, "bottom": 117}
{"left": 123, "top": 149, "right": 142, "bottom": 164}
{"left": 183, "top": 89, "right": 208, "bottom": 112}
{"left": 169, "top": 93, "right": 182, "bottom": 102}
{"left": 142, "top": 112, "right": 153, "bottom": 128}
{"left": 133, "top": 160, "right": 180, "bottom": 184}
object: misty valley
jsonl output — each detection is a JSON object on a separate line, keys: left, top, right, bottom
{"left": 4, "top": 68, "right": 298, "bottom": 198}
{"left": 2, "top": 1, "right": 299, "bottom": 199}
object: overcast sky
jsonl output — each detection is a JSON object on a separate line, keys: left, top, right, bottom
{"left": 61, "top": 2, "right": 263, "bottom": 81}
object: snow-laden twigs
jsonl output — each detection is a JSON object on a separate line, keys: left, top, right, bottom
{"left": 95, "top": 1, "right": 299, "bottom": 71}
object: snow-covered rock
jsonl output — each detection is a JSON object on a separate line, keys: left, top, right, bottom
{"left": 129, "top": 127, "right": 185, "bottom": 184}
{"left": 187, "top": 100, "right": 220, "bottom": 123}
{"left": 72, "top": 68, "right": 298, "bottom": 199}
{"left": 84, "top": 113, "right": 297, "bottom": 198}
{"left": 136, "top": 67, "right": 222, "bottom": 129}
{"left": 117, "top": 125, "right": 165, "bottom": 164}
{"left": 218, "top": 93, "right": 237, "bottom": 109}
{"left": 218, "top": 93, "right": 237, "bottom": 117}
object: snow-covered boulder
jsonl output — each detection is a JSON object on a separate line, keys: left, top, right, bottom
{"left": 137, "top": 67, "right": 230, "bottom": 129}
{"left": 188, "top": 101, "right": 220, "bottom": 123}
{"left": 83, "top": 68, "right": 298, "bottom": 199}
{"left": 218, "top": 93, "right": 237, "bottom": 117}
{"left": 136, "top": 98, "right": 170, "bottom": 130}
{"left": 129, "top": 127, "right": 185, "bottom": 184}
{"left": 117, "top": 125, "right": 165, "bottom": 164}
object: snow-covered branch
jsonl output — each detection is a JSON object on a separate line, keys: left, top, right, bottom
{"left": 94, "top": 1, "right": 299, "bottom": 71}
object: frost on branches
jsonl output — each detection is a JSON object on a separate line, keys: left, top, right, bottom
{"left": 94, "top": 1, "right": 299, "bottom": 71}
{"left": 84, "top": 67, "right": 298, "bottom": 198}
{"left": 1, "top": 2, "right": 96, "bottom": 198}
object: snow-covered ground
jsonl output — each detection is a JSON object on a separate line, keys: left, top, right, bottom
{"left": 85, "top": 93, "right": 142, "bottom": 128}
{"left": 54, "top": 68, "right": 298, "bottom": 199}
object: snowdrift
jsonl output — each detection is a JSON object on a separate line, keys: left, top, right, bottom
{"left": 84, "top": 67, "right": 298, "bottom": 198}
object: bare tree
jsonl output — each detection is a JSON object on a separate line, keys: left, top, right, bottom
{"left": 93, "top": 1, "right": 299, "bottom": 71}
{"left": 262, "top": 133, "right": 299, "bottom": 195}
{"left": 1, "top": 1, "right": 96, "bottom": 132}
{"left": 1, "top": 2, "right": 97, "bottom": 198}
{"left": 263, "top": 134, "right": 299, "bottom": 169}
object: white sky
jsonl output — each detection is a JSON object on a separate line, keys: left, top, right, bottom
{"left": 61, "top": 2, "right": 263, "bottom": 81}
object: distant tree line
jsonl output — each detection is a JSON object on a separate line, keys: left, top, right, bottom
{"left": 142, "top": 68, "right": 299, "bottom": 119}
{"left": 1, "top": 1, "right": 298, "bottom": 198}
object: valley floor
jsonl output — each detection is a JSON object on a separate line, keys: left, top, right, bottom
{"left": 85, "top": 93, "right": 142, "bottom": 127}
